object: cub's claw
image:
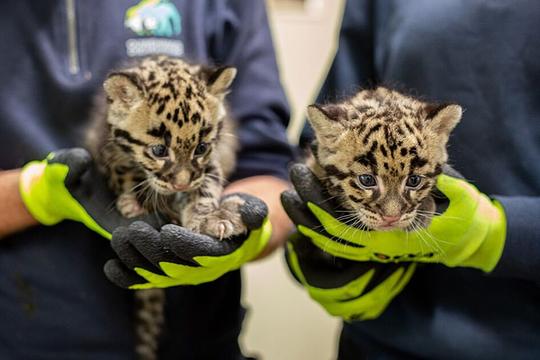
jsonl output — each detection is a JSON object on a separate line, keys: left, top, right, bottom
{"left": 218, "top": 222, "right": 226, "bottom": 240}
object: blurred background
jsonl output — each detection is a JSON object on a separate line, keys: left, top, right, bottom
{"left": 240, "top": 1, "right": 346, "bottom": 359}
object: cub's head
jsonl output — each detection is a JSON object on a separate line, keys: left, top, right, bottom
{"left": 308, "top": 87, "right": 461, "bottom": 231}
{"left": 104, "top": 56, "right": 236, "bottom": 195}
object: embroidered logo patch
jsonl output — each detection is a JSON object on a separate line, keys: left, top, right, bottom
{"left": 124, "top": 0, "right": 184, "bottom": 58}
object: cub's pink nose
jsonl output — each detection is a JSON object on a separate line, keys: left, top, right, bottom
{"left": 381, "top": 215, "right": 400, "bottom": 224}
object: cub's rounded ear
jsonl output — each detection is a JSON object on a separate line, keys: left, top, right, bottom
{"left": 424, "top": 103, "right": 462, "bottom": 136}
{"left": 307, "top": 104, "right": 344, "bottom": 122}
{"left": 103, "top": 72, "right": 146, "bottom": 106}
{"left": 199, "top": 66, "right": 237, "bottom": 95}
{"left": 306, "top": 104, "right": 345, "bottom": 143}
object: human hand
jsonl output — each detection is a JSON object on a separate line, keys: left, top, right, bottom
{"left": 19, "top": 148, "right": 162, "bottom": 239}
{"left": 104, "top": 193, "right": 271, "bottom": 288}
{"left": 285, "top": 232, "right": 415, "bottom": 321}
{"left": 281, "top": 164, "right": 506, "bottom": 272}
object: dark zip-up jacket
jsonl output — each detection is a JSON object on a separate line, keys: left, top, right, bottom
{"left": 0, "top": 1, "right": 293, "bottom": 358}
{"left": 302, "top": 1, "right": 540, "bottom": 359}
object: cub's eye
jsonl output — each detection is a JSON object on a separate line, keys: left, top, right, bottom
{"left": 406, "top": 175, "right": 422, "bottom": 188}
{"left": 194, "top": 142, "right": 208, "bottom": 156}
{"left": 150, "top": 144, "right": 168, "bottom": 158}
{"left": 358, "top": 174, "right": 377, "bottom": 188}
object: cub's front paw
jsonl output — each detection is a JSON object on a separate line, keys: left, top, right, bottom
{"left": 117, "top": 193, "right": 145, "bottom": 218}
{"left": 185, "top": 196, "right": 248, "bottom": 240}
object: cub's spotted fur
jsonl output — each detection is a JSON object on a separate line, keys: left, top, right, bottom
{"left": 87, "top": 56, "right": 246, "bottom": 360}
{"left": 88, "top": 56, "right": 245, "bottom": 238}
{"left": 307, "top": 87, "right": 461, "bottom": 231}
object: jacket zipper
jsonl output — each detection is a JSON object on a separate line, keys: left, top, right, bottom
{"left": 65, "top": 0, "right": 80, "bottom": 75}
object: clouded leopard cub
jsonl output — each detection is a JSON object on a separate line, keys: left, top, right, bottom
{"left": 86, "top": 56, "right": 246, "bottom": 360}
{"left": 307, "top": 87, "right": 462, "bottom": 231}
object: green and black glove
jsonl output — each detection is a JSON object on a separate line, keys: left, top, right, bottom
{"left": 104, "top": 193, "right": 272, "bottom": 289}
{"left": 285, "top": 232, "right": 416, "bottom": 321}
{"left": 19, "top": 148, "right": 162, "bottom": 239}
{"left": 282, "top": 164, "right": 507, "bottom": 272}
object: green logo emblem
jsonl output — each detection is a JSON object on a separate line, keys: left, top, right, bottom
{"left": 125, "top": 0, "right": 181, "bottom": 37}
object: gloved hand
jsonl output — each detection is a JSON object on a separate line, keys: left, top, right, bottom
{"left": 281, "top": 164, "right": 506, "bottom": 272}
{"left": 19, "top": 148, "right": 162, "bottom": 239}
{"left": 103, "top": 193, "right": 271, "bottom": 289}
{"left": 286, "top": 232, "right": 416, "bottom": 321}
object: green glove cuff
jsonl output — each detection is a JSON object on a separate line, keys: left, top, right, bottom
{"left": 130, "top": 218, "right": 272, "bottom": 289}
{"left": 20, "top": 159, "right": 60, "bottom": 225}
{"left": 19, "top": 157, "right": 111, "bottom": 239}
{"left": 459, "top": 200, "right": 506, "bottom": 272}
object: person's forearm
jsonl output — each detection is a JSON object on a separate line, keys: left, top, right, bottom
{"left": 0, "top": 169, "right": 38, "bottom": 239}
{"left": 224, "top": 175, "right": 292, "bottom": 259}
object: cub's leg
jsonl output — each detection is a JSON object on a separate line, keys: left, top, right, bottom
{"left": 181, "top": 165, "right": 247, "bottom": 239}
{"left": 109, "top": 164, "right": 146, "bottom": 218}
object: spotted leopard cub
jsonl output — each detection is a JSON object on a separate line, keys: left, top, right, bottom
{"left": 87, "top": 55, "right": 246, "bottom": 360}
{"left": 87, "top": 56, "right": 246, "bottom": 239}
{"left": 307, "top": 87, "right": 462, "bottom": 231}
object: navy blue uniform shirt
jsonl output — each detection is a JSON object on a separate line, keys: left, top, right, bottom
{"left": 0, "top": 0, "right": 293, "bottom": 358}
{"left": 302, "top": 1, "right": 540, "bottom": 359}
